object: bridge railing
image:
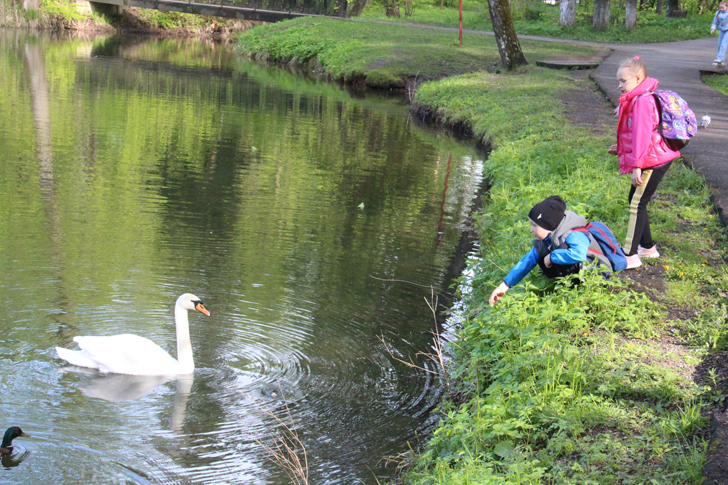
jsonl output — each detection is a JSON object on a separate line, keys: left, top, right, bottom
{"left": 179, "top": 0, "right": 347, "bottom": 16}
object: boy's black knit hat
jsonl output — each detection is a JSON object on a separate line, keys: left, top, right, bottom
{"left": 528, "top": 196, "right": 566, "bottom": 231}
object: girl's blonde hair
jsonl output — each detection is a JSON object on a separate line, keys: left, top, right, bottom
{"left": 620, "top": 57, "right": 648, "bottom": 78}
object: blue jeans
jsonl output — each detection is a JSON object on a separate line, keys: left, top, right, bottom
{"left": 718, "top": 29, "right": 728, "bottom": 62}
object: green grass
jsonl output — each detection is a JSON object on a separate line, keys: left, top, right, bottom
{"left": 41, "top": 0, "right": 89, "bottom": 21}
{"left": 399, "top": 68, "right": 726, "bottom": 483}
{"left": 130, "top": 8, "right": 222, "bottom": 29}
{"left": 359, "top": 0, "right": 715, "bottom": 43}
{"left": 704, "top": 73, "right": 728, "bottom": 95}
{"left": 237, "top": 17, "right": 607, "bottom": 87}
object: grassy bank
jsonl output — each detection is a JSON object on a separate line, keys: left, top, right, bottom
{"left": 0, "top": 0, "right": 253, "bottom": 37}
{"left": 359, "top": 0, "right": 715, "bottom": 43}
{"left": 237, "top": 17, "right": 607, "bottom": 88}
{"left": 241, "top": 19, "right": 728, "bottom": 483}
{"left": 406, "top": 68, "right": 726, "bottom": 483}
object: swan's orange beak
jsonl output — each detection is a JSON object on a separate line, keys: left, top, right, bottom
{"left": 195, "top": 302, "right": 211, "bottom": 316}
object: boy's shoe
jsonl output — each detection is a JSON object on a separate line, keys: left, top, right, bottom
{"left": 625, "top": 254, "right": 642, "bottom": 269}
{"left": 637, "top": 245, "right": 660, "bottom": 258}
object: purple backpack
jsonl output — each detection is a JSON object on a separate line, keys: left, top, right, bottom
{"left": 651, "top": 90, "right": 697, "bottom": 151}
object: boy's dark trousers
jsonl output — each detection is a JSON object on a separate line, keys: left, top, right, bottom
{"left": 534, "top": 239, "right": 582, "bottom": 279}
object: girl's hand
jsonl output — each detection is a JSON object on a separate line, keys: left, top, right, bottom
{"left": 489, "top": 282, "right": 509, "bottom": 307}
{"left": 544, "top": 254, "right": 553, "bottom": 268}
{"left": 632, "top": 168, "right": 643, "bottom": 187}
{"left": 712, "top": 28, "right": 716, "bottom": 34}
{"left": 608, "top": 144, "right": 618, "bottom": 155}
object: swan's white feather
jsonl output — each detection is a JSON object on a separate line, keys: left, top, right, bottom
{"left": 55, "top": 346, "right": 102, "bottom": 370}
{"left": 55, "top": 293, "right": 208, "bottom": 376}
{"left": 71, "top": 335, "right": 179, "bottom": 375}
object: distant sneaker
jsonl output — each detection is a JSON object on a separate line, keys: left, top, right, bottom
{"left": 637, "top": 245, "right": 660, "bottom": 258}
{"left": 625, "top": 254, "right": 642, "bottom": 269}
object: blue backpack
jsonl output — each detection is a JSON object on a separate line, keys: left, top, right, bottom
{"left": 573, "top": 222, "right": 628, "bottom": 272}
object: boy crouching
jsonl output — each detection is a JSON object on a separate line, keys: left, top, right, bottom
{"left": 490, "top": 195, "right": 614, "bottom": 307}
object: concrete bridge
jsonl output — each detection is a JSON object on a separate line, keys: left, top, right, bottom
{"left": 75, "top": 0, "right": 347, "bottom": 21}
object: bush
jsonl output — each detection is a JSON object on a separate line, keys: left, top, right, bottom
{"left": 41, "top": 0, "right": 88, "bottom": 21}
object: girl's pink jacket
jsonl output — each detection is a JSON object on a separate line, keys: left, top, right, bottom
{"left": 616, "top": 77, "right": 680, "bottom": 175}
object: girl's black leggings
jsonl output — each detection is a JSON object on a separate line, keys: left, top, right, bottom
{"left": 624, "top": 160, "right": 673, "bottom": 256}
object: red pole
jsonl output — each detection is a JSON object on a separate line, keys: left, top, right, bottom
{"left": 459, "top": 0, "right": 463, "bottom": 44}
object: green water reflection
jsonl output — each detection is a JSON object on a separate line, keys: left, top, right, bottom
{"left": 0, "top": 31, "right": 483, "bottom": 484}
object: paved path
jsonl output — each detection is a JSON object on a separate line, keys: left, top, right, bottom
{"left": 358, "top": 20, "right": 728, "bottom": 219}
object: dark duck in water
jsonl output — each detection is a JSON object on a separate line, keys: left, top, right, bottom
{"left": 0, "top": 427, "right": 28, "bottom": 456}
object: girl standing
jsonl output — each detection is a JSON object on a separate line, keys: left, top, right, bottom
{"left": 608, "top": 57, "right": 680, "bottom": 269}
{"left": 711, "top": 1, "right": 728, "bottom": 68}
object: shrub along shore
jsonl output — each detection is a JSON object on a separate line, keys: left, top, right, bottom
{"left": 0, "top": 0, "right": 255, "bottom": 38}
{"left": 240, "top": 19, "right": 728, "bottom": 483}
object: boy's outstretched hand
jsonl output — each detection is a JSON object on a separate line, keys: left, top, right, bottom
{"left": 489, "top": 282, "right": 509, "bottom": 307}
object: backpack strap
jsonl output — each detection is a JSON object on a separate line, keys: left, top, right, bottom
{"left": 572, "top": 227, "right": 605, "bottom": 256}
{"left": 586, "top": 222, "right": 619, "bottom": 254}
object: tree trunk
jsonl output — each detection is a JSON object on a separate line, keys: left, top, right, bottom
{"left": 559, "top": 0, "right": 576, "bottom": 27}
{"left": 665, "top": 0, "right": 678, "bottom": 16}
{"left": 349, "top": 0, "right": 367, "bottom": 16}
{"left": 625, "top": 0, "right": 637, "bottom": 31}
{"left": 656, "top": 0, "right": 664, "bottom": 15}
{"left": 593, "top": 0, "right": 610, "bottom": 30}
{"left": 487, "top": 0, "right": 528, "bottom": 70}
{"left": 336, "top": 0, "right": 347, "bottom": 16}
{"left": 385, "top": 0, "right": 400, "bottom": 17}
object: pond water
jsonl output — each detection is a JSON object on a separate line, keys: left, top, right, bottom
{"left": 0, "top": 31, "right": 483, "bottom": 484}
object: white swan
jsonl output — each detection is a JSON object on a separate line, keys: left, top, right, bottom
{"left": 55, "top": 293, "right": 210, "bottom": 376}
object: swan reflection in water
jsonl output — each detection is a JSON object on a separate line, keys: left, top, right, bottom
{"left": 59, "top": 367, "right": 194, "bottom": 432}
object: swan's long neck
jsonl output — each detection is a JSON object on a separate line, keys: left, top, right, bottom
{"left": 175, "top": 304, "right": 194, "bottom": 374}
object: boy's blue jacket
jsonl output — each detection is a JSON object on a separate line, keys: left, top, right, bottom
{"left": 712, "top": 10, "right": 728, "bottom": 32}
{"left": 504, "top": 231, "right": 590, "bottom": 288}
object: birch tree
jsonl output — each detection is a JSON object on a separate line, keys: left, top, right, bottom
{"left": 593, "top": 0, "right": 610, "bottom": 30}
{"left": 626, "top": 0, "right": 637, "bottom": 31}
{"left": 559, "top": 0, "right": 576, "bottom": 27}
